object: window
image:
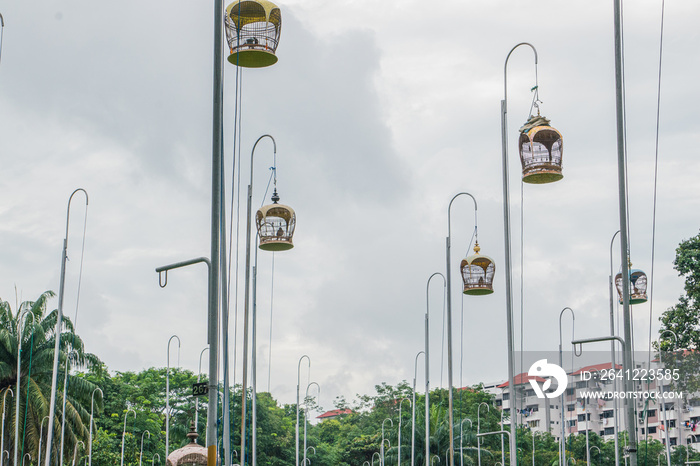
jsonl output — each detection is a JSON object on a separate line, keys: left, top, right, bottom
{"left": 524, "top": 389, "right": 536, "bottom": 398}
{"left": 504, "top": 409, "right": 510, "bottom": 416}
{"left": 647, "top": 409, "right": 657, "bottom": 417}
{"left": 664, "top": 402, "right": 675, "bottom": 411}
{"left": 568, "top": 420, "right": 577, "bottom": 427}
{"left": 526, "top": 404, "right": 539, "bottom": 412}
{"left": 576, "top": 381, "right": 587, "bottom": 388}
{"left": 528, "top": 420, "right": 540, "bottom": 428}
{"left": 566, "top": 388, "right": 575, "bottom": 396}
{"left": 578, "top": 413, "right": 590, "bottom": 421}
{"left": 567, "top": 404, "right": 575, "bottom": 412}
{"left": 670, "top": 438, "right": 677, "bottom": 446}
{"left": 649, "top": 426, "right": 657, "bottom": 434}
{"left": 604, "top": 427, "right": 615, "bottom": 435}
{"left": 602, "top": 410, "right": 614, "bottom": 419}
{"left": 496, "top": 400, "right": 502, "bottom": 407}
{"left": 503, "top": 393, "right": 510, "bottom": 401}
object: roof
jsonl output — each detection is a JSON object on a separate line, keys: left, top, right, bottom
{"left": 571, "top": 362, "right": 622, "bottom": 376}
{"left": 317, "top": 409, "right": 352, "bottom": 419}
{"left": 497, "top": 372, "right": 546, "bottom": 388}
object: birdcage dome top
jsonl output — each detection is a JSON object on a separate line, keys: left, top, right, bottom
{"left": 226, "top": 0, "right": 280, "bottom": 28}
{"left": 166, "top": 423, "right": 207, "bottom": 466}
{"left": 257, "top": 202, "right": 295, "bottom": 219}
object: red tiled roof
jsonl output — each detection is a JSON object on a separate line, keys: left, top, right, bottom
{"left": 317, "top": 409, "right": 352, "bottom": 419}
{"left": 497, "top": 372, "right": 546, "bottom": 388}
{"left": 571, "top": 362, "right": 622, "bottom": 375}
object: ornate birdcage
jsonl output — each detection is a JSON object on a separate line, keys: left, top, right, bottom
{"left": 615, "top": 268, "right": 648, "bottom": 305}
{"left": 256, "top": 189, "right": 295, "bottom": 251}
{"left": 460, "top": 242, "right": 495, "bottom": 295}
{"left": 518, "top": 115, "right": 563, "bottom": 184}
{"left": 166, "top": 422, "right": 207, "bottom": 466}
{"left": 225, "top": 0, "right": 281, "bottom": 68}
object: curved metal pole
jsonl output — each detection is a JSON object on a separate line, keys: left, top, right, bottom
{"left": 426, "top": 272, "right": 446, "bottom": 466}
{"left": 559, "top": 307, "right": 575, "bottom": 466}
{"left": 241, "top": 134, "right": 277, "bottom": 466}
{"left": 398, "top": 398, "right": 411, "bottom": 466}
{"left": 609, "top": 230, "right": 621, "bottom": 466}
{"left": 372, "top": 452, "right": 381, "bottom": 466}
{"left": 1, "top": 388, "right": 13, "bottom": 466}
{"left": 45, "top": 188, "right": 88, "bottom": 466}
{"left": 589, "top": 446, "right": 602, "bottom": 466}
{"left": 120, "top": 409, "right": 136, "bottom": 466}
{"left": 195, "top": 346, "right": 209, "bottom": 436}
{"left": 72, "top": 441, "right": 84, "bottom": 466}
{"left": 432, "top": 457, "right": 441, "bottom": 466}
{"left": 0, "top": 13, "right": 4, "bottom": 66}
{"left": 658, "top": 329, "right": 677, "bottom": 466}
{"left": 22, "top": 454, "right": 30, "bottom": 466}
{"left": 303, "top": 382, "right": 320, "bottom": 466}
{"left": 460, "top": 419, "right": 472, "bottom": 466}
{"left": 303, "top": 446, "right": 316, "bottom": 465}
{"left": 140, "top": 431, "right": 151, "bottom": 466}
{"left": 412, "top": 351, "right": 425, "bottom": 466}
{"left": 88, "top": 387, "right": 103, "bottom": 466}
{"left": 38, "top": 415, "right": 50, "bottom": 466}
{"left": 382, "top": 418, "right": 394, "bottom": 466}
{"left": 16, "top": 310, "right": 35, "bottom": 466}
{"left": 502, "top": 44, "right": 538, "bottom": 466}
{"left": 446, "top": 193, "right": 478, "bottom": 466}
{"left": 296, "top": 355, "right": 311, "bottom": 466}
{"left": 151, "top": 453, "right": 160, "bottom": 465}
{"left": 60, "top": 349, "right": 79, "bottom": 466}
{"left": 477, "top": 402, "right": 490, "bottom": 466}
{"left": 166, "top": 334, "right": 180, "bottom": 459}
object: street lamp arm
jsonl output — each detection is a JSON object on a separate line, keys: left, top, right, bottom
{"left": 572, "top": 336, "right": 625, "bottom": 356}
{"left": 250, "top": 134, "right": 277, "bottom": 182}
{"left": 447, "top": 192, "right": 478, "bottom": 241}
{"left": 156, "top": 257, "right": 211, "bottom": 288}
{"left": 503, "top": 43, "right": 538, "bottom": 111}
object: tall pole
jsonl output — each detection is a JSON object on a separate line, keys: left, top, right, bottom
{"left": 412, "top": 351, "right": 424, "bottom": 466}
{"left": 166, "top": 335, "right": 180, "bottom": 459}
{"left": 240, "top": 134, "right": 276, "bottom": 465}
{"left": 140, "top": 431, "right": 151, "bottom": 466}
{"left": 209, "top": 0, "right": 224, "bottom": 463}
{"left": 195, "top": 347, "right": 209, "bottom": 438}
{"left": 446, "top": 193, "right": 478, "bottom": 466}
{"left": 88, "top": 388, "right": 103, "bottom": 466}
{"left": 426, "top": 273, "right": 446, "bottom": 466}
{"left": 1, "top": 388, "right": 12, "bottom": 466}
{"left": 612, "top": 1, "right": 638, "bottom": 464}
{"left": 461, "top": 419, "right": 472, "bottom": 466}
{"left": 60, "top": 350, "right": 79, "bottom": 466}
{"left": 121, "top": 409, "right": 136, "bottom": 466}
{"left": 44, "top": 188, "right": 88, "bottom": 466}
{"left": 16, "top": 311, "right": 35, "bottom": 466}
{"left": 398, "top": 399, "right": 410, "bottom": 466}
{"left": 658, "top": 330, "right": 677, "bottom": 466}
{"left": 559, "top": 307, "right": 574, "bottom": 466}
{"left": 478, "top": 402, "right": 489, "bottom": 466}
{"left": 296, "top": 355, "right": 310, "bottom": 466}
{"left": 609, "top": 231, "right": 621, "bottom": 466}
{"left": 382, "top": 419, "right": 393, "bottom": 466}
{"left": 502, "top": 44, "right": 538, "bottom": 466}
{"left": 303, "top": 383, "right": 320, "bottom": 466}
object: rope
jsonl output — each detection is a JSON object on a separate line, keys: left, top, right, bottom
{"left": 644, "top": 3, "right": 666, "bottom": 463}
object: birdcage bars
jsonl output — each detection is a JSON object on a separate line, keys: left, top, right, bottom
{"left": 614, "top": 268, "right": 648, "bottom": 305}
{"left": 460, "top": 242, "right": 495, "bottom": 296}
{"left": 225, "top": 0, "right": 281, "bottom": 68}
{"left": 256, "top": 200, "right": 295, "bottom": 251}
{"left": 518, "top": 117, "right": 563, "bottom": 184}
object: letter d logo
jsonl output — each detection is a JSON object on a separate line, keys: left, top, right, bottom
{"left": 528, "top": 359, "right": 567, "bottom": 399}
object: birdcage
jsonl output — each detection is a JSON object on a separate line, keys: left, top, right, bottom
{"left": 519, "top": 115, "right": 563, "bottom": 184}
{"left": 460, "top": 242, "right": 495, "bottom": 295}
{"left": 225, "top": 0, "right": 281, "bottom": 68}
{"left": 256, "top": 191, "right": 295, "bottom": 251}
{"left": 615, "top": 268, "right": 648, "bottom": 305}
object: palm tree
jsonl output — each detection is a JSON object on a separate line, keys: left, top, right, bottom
{"left": 0, "top": 291, "right": 102, "bottom": 465}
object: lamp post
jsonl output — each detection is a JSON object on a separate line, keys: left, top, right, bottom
{"left": 303, "top": 382, "right": 320, "bottom": 466}
{"left": 658, "top": 329, "right": 678, "bottom": 466}
{"left": 121, "top": 409, "right": 136, "bottom": 466}
{"left": 412, "top": 351, "right": 425, "bottom": 466}
{"left": 460, "top": 419, "right": 472, "bottom": 466}
{"left": 382, "top": 418, "right": 393, "bottom": 466}
{"left": 589, "top": 446, "right": 602, "bottom": 466}
{"left": 373, "top": 452, "right": 381, "bottom": 466}
{"left": 559, "top": 306, "right": 575, "bottom": 466}
{"left": 477, "top": 402, "right": 489, "bottom": 466}
{"left": 140, "top": 431, "right": 151, "bottom": 466}
{"left": 609, "top": 230, "right": 621, "bottom": 466}
{"left": 15, "top": 309, "right": 35, "bottom": 466}
{"left": 88, "top": 387, "right": 103, "bottom": 466}
{"left": 166, "top": 334, "right": 180, "bottom": 459}
{"left": 151, "top": 454, "right": 160, "bottom": 465}
{"left": 44, "top": 188, "right": 89, "bottom": 466}
{"left": 38, "top": 415, "right": 50, "bottom": 466}
{"left": 72, "top": 441, "right": 84, "bottom": 466}
{"left": 398, "top": 398, "right": 411, "bottom": 466}
{"left": 296, "top": 355, "right": 311, "bottom": 466}
{"left": 501, "top": 42, "right": 563, "bottom": 466}
{"left": 23, "top": 453, "right": 31, "bottom": 466}
{"left": 195, "top": 346, "right": 209, "bottom": 436}
{"left": 426, "top": 272, "right": 446, "bottom": 466}
{"left": 303, "top": 446, "right": 316, "bottom": 465}
{"left": 0, "top": 388, "right": 12, "bottom": 466}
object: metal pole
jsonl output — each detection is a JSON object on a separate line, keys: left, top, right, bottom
{"left": 382, "top": 419, "right": 393, "bottom": 466}
{"left": 399, "top": 399, "right": 410, "bottom": 466}
{"left": 60, "top": 350, "right": 79, "bottom": 466}
{"left": 658, "top": 330, "right": 677, "bottom": 466}
{"left": 196, "top": 347, "right": 209, "bottom": 438}
{"left": 252, "top": 246, "right": 259, "bottom": 465}
{"left": 413, "top": 351, "right": 425, "bottom": 466}
{"left": 121, "top": 409, "right": 136, "bottom": 466}
{"left": 241, "top": 135, "right": 276, "bottom": 466}
{"left": 39, "top": 415, "right": 49, "bottom": 466}
{"left": 502, "top": 43, "right": 538, "bottom": 466}
{"left": 460, "top": 419, "right": 472, "bottom": 466}
{"left": 209, "top": 0, "right": 224, "bottom": 463}
{"left": 447, "top": 193, "right": 478, "bottom": 466}
{"left": 478, "top": 403, "right": 489, "bottom": 466}
{"left": 166, "top": 335, "right": 180, "bottom": 459}
{"left": 303, "top": 383, "right": 320, "bottom": 466}
{"left": 89, "top": 388, "right": 103, "bottom": 466}
{"left": 296, "top": 355, "right": 310, "bottom": 466}
{"left": 586, "top": 398, "right": 590, "bottom": 466}
{"left": 612, "top": 1, "right": 638, "bottom": 464}
{"left": 45, "top": 188, "right": 88, "bottom": 466}
{"left": 610, "top": 230, "right": 621, "bottom": 466}
{"left": 16, "top": 311, "right": 34, "bottom": 466}
{"left": 140, "top": 431, "right": 151, "bottom": 466}
{"left": 1, "top": 389, "right": 13, "bottom": 466}
{"left": 559, "top": 307, "right": 574, "bottom": 466}
{"left": 427, "top": 273, "right": 446, "bottom": 466}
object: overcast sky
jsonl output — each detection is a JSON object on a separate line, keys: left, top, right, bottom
{"left": 1, "top": 0, "right": 699, "bottom": 418}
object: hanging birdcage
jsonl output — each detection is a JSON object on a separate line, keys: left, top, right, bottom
{"left": 460, "top": 242, "right": 495, "bottom": 295}
{"left": 256, "top": 189, "right": 295, "bottom": 251}
{"left": 615, "top": 268, "right": 648, "bottom": 305}
{"left": 225, "top": 0, "right": 281, "bottom": 68}
{"left": 518, "top": 115, "right": 563, "bottom": 184}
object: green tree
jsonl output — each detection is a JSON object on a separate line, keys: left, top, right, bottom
{"left": 0, "top": 291, "right": 102, "bottom": 464}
